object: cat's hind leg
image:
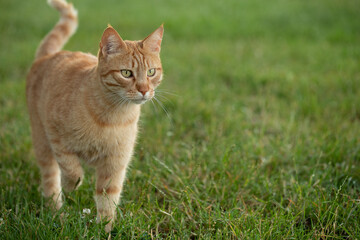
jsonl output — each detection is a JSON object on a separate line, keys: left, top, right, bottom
{"left": 31, "top": 121, "right": 63, "bottom": 210}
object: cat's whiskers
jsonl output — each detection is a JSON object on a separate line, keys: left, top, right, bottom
{"left": 150, "top": 98, "right": 159, "bottom": 115}
{"left": 155, "top": 93, "right": 172, "bottom": 103}
{"left": 155, "top": 89, "right": 178, "bottom": 97}
{"left": 155, "top": 88, "right": 177, "bottom": 102}
{"left": 91, "top": 91, "right": 129, "bottom": 120}
{"left": 154, "top": 89, "right": 176, "bottom": 110}
{"left": 92, "top": 88, "right": 136, "bottom": 121}
{"left": 153, "top": 96, "right": 172, "bottom": 125}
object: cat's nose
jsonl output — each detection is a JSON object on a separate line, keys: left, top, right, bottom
{"left": 136, "top": 84, "right": 149, "bottom": 96}
{"left": 138, "top": 90, "right": 147, "bottom": 96}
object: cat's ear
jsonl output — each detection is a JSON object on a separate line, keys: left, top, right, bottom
{"left": 99, "top": 25, "right": 127, "bottom": 57}
{"left": 141, "top": 24, "right": 164, "bottom": 53}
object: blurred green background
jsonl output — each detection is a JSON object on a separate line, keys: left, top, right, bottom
{"left": 1, "top": 0, "right": 360, "bottom": 238}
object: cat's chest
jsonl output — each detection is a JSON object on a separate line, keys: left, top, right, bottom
{"left": 67, "top": 124, "right": 138, "bottom": 164}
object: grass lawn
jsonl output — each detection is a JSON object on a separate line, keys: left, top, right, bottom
{"left": 1, "top": 0, "right": 360, "bottom": 238}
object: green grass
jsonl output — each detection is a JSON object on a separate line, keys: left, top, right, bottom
{"left": 1, "top": 0, "right": 360, "bottom": 238}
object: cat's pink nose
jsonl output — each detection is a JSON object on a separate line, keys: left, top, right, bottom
{"left": 138, "top": 90, "right": 147, "bottom": 96}
{"left": 137, "top": 84, "right": 149, "bottom": 96}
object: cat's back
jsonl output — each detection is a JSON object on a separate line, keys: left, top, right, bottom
{"left": 27, "top": 51, "right": 97, "bottom": 98}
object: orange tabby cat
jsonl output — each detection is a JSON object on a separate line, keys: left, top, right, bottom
{"left": 26, "top": 0, "right": 164, "bottom": 232}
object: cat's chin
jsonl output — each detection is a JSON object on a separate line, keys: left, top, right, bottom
{"left": 131, "top": 99, "right": 148, "bottom": 105}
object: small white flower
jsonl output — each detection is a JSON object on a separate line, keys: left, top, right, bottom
{"left": 82, "top": 208, "right": 91, "bottom": 215}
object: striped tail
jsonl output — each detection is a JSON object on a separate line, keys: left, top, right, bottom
{"left": 35, "top": 0, "right": 78, "bottom": 59}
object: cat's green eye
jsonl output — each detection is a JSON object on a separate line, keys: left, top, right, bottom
{"left": 121, "top": 69, "right": 133, "bottom": 78}
{"left": 147, "top": 68, "right": 156, "bottom": 77}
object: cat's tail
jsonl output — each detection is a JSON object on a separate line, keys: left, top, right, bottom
{"left": 35, "top": 0, "right": 78, "bottom": 59}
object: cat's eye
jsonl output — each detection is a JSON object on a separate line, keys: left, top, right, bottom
{"left": 147, "top": 68, "right": 156, "bottom": 77}
{"left": 121, "top": 69, "right": 133, "bottom": 78}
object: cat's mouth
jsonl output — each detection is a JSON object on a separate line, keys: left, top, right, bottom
{"left": 127, "top": 92, "right": 153, "bottom": 105}
{"left": 130, "top": 97, "right": 149, "bottom": 105}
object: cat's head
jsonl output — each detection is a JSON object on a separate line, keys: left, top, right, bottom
{"left": 97, "top": 25, "right": 163, "bottom": 104}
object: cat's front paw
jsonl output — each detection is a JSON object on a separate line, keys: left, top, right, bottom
{"left": 44, "top": 192, "right": 63, "bottom": 210}
{"left": 96, "top": 209, "right": 115, "bottom": 233}
{"left": 61, "top": 174, "right": 83, "bottom": 192}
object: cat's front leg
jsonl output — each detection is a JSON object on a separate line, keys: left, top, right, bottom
{"left": 95, "top": 162, "right": 127, "bottom": 232}
{"left": 54, "top": 152, "right": 84, "bottom": 192}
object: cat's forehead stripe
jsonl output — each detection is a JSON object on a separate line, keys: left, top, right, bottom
{"left": 131, "top": 47, "right": 150, "bottom": 69}
{"left": 145, "top": 58, "right": 151, "bottom": 68}
{"left": 139, "top": 51, "right": 146, "bottom": 68}
{"left": 131, "top": 58, "right": 135, "bottom": 68}
{"left": 131, "top": 49, "right": 139, "bottom": 67}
